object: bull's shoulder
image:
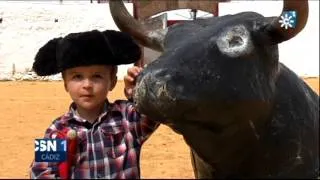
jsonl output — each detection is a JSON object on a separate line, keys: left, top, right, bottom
{"left": 272, "top": 63, "right": 318, "bottom": 126}
{"left": 275, "top": 63, "right": 318, "bottom": 108}
{"left": 271, "top": 63, "right": 318, "bottom": 136}
{"left": 253, "top": 64, "right": 319, "bottom": 178}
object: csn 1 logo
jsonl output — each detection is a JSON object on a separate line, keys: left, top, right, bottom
{"left": 35, "top": 139, "right": 67, "bottom": 162}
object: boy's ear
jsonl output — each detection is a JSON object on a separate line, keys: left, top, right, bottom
{"left": 109, "top": 75, "right": 117, "bottom": 91}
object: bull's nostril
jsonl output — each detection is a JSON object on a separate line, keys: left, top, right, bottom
{"left": 157, "top": 83, "right": 168, "bottom": 98}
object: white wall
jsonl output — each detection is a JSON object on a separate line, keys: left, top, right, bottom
{"left": 0, "top": 1, "right": 134, "bottom": 80}
{"left": 0, "top": 1, "right": 318, "bottom": 80}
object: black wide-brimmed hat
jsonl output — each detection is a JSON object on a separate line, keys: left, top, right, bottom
{"left": 32, "top": 29, "right": 141, "bottom": 76}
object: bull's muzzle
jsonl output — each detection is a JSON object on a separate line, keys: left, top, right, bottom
{"left": 133, "top": 70, "right": 176, "bottom": 120}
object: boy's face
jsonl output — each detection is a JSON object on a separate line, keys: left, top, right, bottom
{"left": 63, "top": 65, "right": 117, "bottom": 111}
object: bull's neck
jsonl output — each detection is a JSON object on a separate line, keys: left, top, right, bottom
{"left": 176, "top": 116, "right": 269, "bottom": 176}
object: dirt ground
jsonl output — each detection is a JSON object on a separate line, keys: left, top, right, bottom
{"left": 0, "top": 77, "right": 318, "bottom": 178}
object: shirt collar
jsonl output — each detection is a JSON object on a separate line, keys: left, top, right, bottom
{"left": 61, "top": 99, "right": 110, "bottom": 124}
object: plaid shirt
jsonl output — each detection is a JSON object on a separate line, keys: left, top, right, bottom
{"left": 30, "top": 99, "right": 160, "bottom": 179}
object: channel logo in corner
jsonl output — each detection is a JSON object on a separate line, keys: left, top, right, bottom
{"left": 279, "top": 11, "right": 297, "bottom": 30}
{"left": 35, "top": 139, "right": 67, "bottom": 162}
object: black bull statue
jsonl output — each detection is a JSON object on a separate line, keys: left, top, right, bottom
{"left": 109, "top": 0, "right": 319, "bottom": 178}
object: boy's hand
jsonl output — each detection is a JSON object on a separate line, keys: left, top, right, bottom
{"left": 124, "top": 66, "right": 143, "bottom": 100}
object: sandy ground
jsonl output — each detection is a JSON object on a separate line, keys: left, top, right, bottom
{"left": 0, "top": 77, "right": 318, "bottom": 179}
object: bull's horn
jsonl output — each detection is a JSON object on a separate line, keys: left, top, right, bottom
{"left": 268, "top": 0, "right": 308, "bottom": 43}
{"left": 109, "top": 0, "right": 165, "bottom": 52}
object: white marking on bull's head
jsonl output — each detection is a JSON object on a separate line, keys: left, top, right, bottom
{"left": 216, "top": 25, "right": 253, "bottom": 58}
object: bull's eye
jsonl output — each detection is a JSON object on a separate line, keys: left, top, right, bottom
{"left": 216, "top": 25, "right": 253, "bottom": 58}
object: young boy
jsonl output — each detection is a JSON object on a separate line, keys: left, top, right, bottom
{"left": 29, "top": 29, "right": 159, "bottom": 179}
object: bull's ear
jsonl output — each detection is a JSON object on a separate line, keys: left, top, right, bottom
{"left": 216, "top": 25, "right": 254, "bottom": 58}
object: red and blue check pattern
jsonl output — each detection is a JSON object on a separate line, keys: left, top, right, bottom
{"left": 30, "top": 99, "right": 159, "bottom": 179}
